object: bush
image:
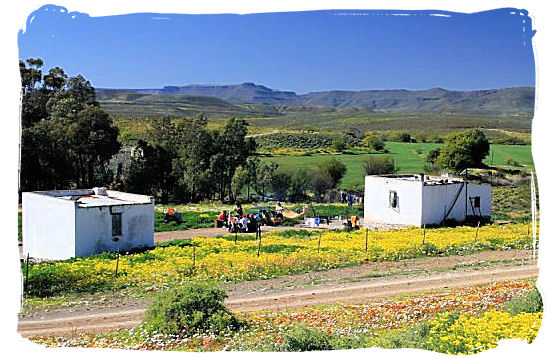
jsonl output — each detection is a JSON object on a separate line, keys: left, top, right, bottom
{"left": 331, "top": 138, "right": 347, "bottom": 152}
{"left": 363, "top": 135, "right": 385, "bottom": 151}
{"left": 283, "top": 325, "right": 333, "bottom": 351}
{"left": 364, "top": 155, "right": 397, "bottom": 175}
{"left": 505, "top": 289, "right": 543, "bottom": 315}
{"left": 142, "top": 282, "right": 242, "bottom": 336}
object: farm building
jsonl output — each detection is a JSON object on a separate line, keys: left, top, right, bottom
{"left": 22, "top": 188, "right": 154, "bottom": 260}
{"left": 364, "top": 174, "right": 491, "bottom": 227}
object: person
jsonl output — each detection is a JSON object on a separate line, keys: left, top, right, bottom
{"left": 239, "top": 215, "right": 249, "bottom": 232}
{"left": 247, "top": 213, "right": 257, "bottom": 233}
{"left": 275, "top": 202, "right": 284, "bottom": 214}
{"left": 350, "top": 215, "right": 359, "bottom": 229}
{"left": 215, "top": 210, "right": 228, "bottom": 228}
{"left": 229, "top": 214, "right": 237, "bottom": 233}
{"left": 341, "top": 191, "right": 347, "bottom": 204}
{"left": 235, "top": 203, "right": 244, "bottom": 217}
{"left": 347, "top": 194, "right": 355, "bottom": 207}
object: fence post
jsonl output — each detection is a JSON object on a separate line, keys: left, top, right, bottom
{"left": 365, "top": 227, "right": 369, "bottom": 251}
{"left": 257, "top": 228, "right": 262, "bottom": 257}
{"left": 317, "top": 232, "right": 322, "bottom": 253}
{"left": 25, "top": 253, "right": 29, "bottom": 293}
{"left": 115, "top": 242, "right": 120, "bottom": 278}
{"left": 192, "top": 242, "right": 196, "bottom": 273}
{"left": 474, "top": 221, "right": 480, "bottom": 244}
{"left": 234, "top": 229, "right": 238, "bottom": 244}
{"left": 422, "top": 224, "right": 426, "bottom": 245}
{"left": 527, "top": 222, "right": 530, "bottom": 239}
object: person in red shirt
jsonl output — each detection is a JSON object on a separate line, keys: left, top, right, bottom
{"left": 215, "top": 210, "right": 228, "bottom": 228}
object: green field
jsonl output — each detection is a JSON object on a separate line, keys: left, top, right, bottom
{"left": 264, "top": 142, "right": 534, "bottom": 189}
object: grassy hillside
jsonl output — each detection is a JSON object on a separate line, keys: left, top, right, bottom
{"left": 97, "top": 90, "right": 283, "bottom": 118}
{"left": 263, "top": 143, "right": 534, "bottom": 190}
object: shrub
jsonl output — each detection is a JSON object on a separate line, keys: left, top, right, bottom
{"left": 142, "top": 282, "right": 242, "bottom": 336}
{"left": 364, "top": 155, "right": 397, "bottom": 175}
{"left": 363, "top": 135, "right": 385, "bottom": 151}
{"left": 397, "top": 132, "right": 412, "bottom": 143}
{"left": 505, "top": 288, "right": 543, "bottom": 315}
{"left": 426, "top": 148, "right": 441, "bottom": 163}
{"left": 331, "top": 138, "right": 347, "bottom": 152}
{"left": 283, "top": 325, "right": 333, "bottom": 351}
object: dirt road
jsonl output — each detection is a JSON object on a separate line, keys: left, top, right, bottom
{"left": 18, "top": 249, "right": 537, "bottom": 338}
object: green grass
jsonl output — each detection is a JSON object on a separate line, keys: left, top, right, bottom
{"left": 492, "top": 183, "right": 534, "bottom": 221}
{"left": 263, "top": 142, "right": 534, "bottom": 190}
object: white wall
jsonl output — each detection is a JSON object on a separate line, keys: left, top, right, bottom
{"left": 74, "top": 203, "right": 154, "bottom": 257}
{"left": 421, "top": 182, "right": 466, "bottom": 225}
{"left": 463, "top": 183, "right": 492, "bottom": 218}
{"left": 22, "top": 193, "right": 76, "bottom": 260}
{"left": 364, "top": 177, "right": 492, "bottom": 227}
{"left": 364, "top": 176, "right": 423, "bottom": 226}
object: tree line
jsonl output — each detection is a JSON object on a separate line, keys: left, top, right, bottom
{"left": 20, "top": 58, "right": 120, "bottom": 192}
{"left": 19, "top": 58, "right": 348, "bottom": 204}
{"left": 117, "top": 117, "right": 348, "bottom": 203}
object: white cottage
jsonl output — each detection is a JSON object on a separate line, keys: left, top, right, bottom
{"left": 22, "top": 188, "right": 154, "bottom": 260}
{"left": 364, "top": 174, "right": 491, "bottom": 227}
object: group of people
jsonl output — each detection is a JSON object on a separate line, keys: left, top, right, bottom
{"left": 340, "top": 191, "right": 357, "bottom": 206}
{"left": 215, "top": 204, "right": 260, "bottom": 233}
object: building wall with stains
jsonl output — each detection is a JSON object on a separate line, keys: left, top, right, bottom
{"left": 74, "top": 202, "right": 154, "bottom": 257}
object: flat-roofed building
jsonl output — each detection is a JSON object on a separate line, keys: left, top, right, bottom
{"left": 22, "top": 187, "right": 154, "bottom": 260}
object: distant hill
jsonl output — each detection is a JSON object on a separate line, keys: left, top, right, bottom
{"left": 97, "top": 83, "right": 534, "bottom": 116}
{"left": 96, "top": 89, "right": 283, "bottom": 118}
{"left": 298, "top": 87, "right": 535, "bottom": 114}
{"left": 123, "top": 82, "right": 299, "bottom": 104}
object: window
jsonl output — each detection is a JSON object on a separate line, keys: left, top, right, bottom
{"left": 112, "top": 213, "right": 122, "bottom": 236}
{"left": 473, "top": 196, "right": 481, "bottom": 208}
{"left": 389, "top": 191, "right": 398, "bottom": 208}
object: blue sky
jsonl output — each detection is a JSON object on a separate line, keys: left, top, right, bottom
{"left": 18, "top": 5, "right": 535, "bottom": 93}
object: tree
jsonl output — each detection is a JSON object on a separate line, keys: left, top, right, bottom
{"left": 271, "top": 170, "right": 291, "bottom": 201}
{"left": 72, "top": 106, "right": 121, "bottom": 186}
{"left": 43, "top": 66, "right": 67, "bottom": 90}
{"left": 426, "top": 148, "right": 441, "bottom": 164}
{"left": 310, "top": 170, "right": 333, "bottom": 202}
{"left": 364, "top": 155, "right": 397, "bottom": 175}
{"left": 254, "top": 162, "right": 278, "bottom": 201}
{"left": 244, "top": 156, "right": 260, "bottom": 201}
{"left": 19, "top": 58, "right": 43, "bottom": 93}
{"left": 173, "top": 117, "right": 213, "bottom": 202}
{"left": 19, "top": 60, "right": 120, "bottom": 193}
{"left": 436, "top": 129, "right": 490, "bottom": 173}
{"left": 230, "top": 166, "right": 248, "bottom": 202}
{"left": 287, "top": 168, "right": 310, "bottom": 202}
{"left": 317, "top": 158, "right": 347, "bottom": 188}
{"left": 124, "top": 140, "right": 175, "bottom": 203}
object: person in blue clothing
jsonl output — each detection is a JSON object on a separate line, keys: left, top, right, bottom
{"left": 347, "top": 194, "right": 355, "bottom": 207}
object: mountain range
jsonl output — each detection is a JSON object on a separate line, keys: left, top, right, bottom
{"left": 96, "top": 83, "right": 535, "bottom": 116}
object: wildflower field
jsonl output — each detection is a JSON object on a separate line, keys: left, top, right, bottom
{"left": 32, "top": 279, "right": 542, "bottom": 353}
{"left": 24, "top": 222, "right": 534, "bottom": 298}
